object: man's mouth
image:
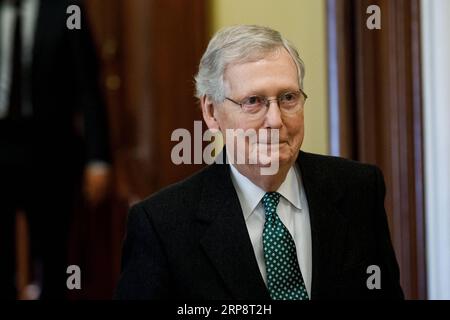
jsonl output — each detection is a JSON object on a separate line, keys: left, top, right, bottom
{"left": 254, "top": 141, "right": 288, "bottom": 146}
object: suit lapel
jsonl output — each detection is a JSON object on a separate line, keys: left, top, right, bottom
{"left": 196, "top": 161, "right": 270, "bottom": 300}
{"left": 297, "top": 151, "right": 348, "bottom": 299}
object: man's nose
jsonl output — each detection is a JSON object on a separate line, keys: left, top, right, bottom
{"left": 264, "top": 100, "right": 283, "bottom": 129}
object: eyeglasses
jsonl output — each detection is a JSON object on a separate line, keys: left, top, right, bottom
{"left": 225, "top": 89, "right": 308, "bottom": 118}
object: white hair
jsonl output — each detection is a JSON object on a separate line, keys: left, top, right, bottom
{"left": 194, "top": 25, "right": 305, "bottom": 103}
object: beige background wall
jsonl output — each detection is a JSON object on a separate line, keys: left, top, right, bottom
{"left": 210, "top": 0, "right": 329, "bottom": 155}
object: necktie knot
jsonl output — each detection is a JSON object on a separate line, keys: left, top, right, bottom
{"left": 262, "top": 192, "right": 281, "bottom": 218}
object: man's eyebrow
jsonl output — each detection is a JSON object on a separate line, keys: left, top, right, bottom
{"left": 240, "top": 88, "right": 300, "bottom": 98}
{"left": 231, "top": 90, "right": 264, "bottom": 99}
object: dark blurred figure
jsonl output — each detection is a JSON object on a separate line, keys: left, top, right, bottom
{"left": 0, "top": 0, "right": 110, "bottom": 299}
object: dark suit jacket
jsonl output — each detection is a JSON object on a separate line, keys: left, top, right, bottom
{"left": 115, "top": 151, "right": 404, "bottom": 300}
{"left": 0, "top": 0, "right": 109, "bottom": 169}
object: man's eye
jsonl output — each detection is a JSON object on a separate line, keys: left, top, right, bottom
{"left": 282, "top": 92, "right": 297, "bottom": 102}
{"left": 244, "top": 96, "right": 262, "bottom": 106}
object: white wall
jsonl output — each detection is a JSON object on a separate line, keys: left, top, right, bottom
{"left": 421, "top": 0, "right": 450, "bottom": 300}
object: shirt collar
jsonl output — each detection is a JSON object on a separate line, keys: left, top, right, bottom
{"left": 229, "top": 164, "right": 302, "bottom": 221}
{"left": 277, "top": 165, "right": 302, "bottom": 211}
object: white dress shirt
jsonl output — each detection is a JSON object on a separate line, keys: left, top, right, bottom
{"left": 0, "top": 0, "right": 39, "bottom": 118}
{"left": 229, "top": 163, "right": 312, "bottom": 297}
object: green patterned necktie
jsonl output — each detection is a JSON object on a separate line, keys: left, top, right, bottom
{"left": 262, "top": 192, "right": 309, "bottom": 300}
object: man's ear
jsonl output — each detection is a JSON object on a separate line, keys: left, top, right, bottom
{"left": 201, "top": 95, "right": 220, "bottom": 130}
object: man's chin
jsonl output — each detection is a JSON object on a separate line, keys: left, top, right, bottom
{"left": 255, "top": 152, "right": 293, "bottom": 167}
{"left": 229, "top": 143, "right": 295, "bottom": 167}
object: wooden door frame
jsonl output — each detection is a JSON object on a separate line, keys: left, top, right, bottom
{"left": 326, "top": 0, "right": 427, "bottom": 299}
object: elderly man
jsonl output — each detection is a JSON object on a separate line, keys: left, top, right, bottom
{"left": 115, "top": 25, "right": 403, "bottom": 300}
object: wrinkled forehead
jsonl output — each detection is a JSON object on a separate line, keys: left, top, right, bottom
{"left": 224, "top": 46, "right": 285, "bottom": 72}
{"left": 223, "top": 47, "right": 298, "bottom": 92}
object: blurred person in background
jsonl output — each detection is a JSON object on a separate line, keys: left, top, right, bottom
{"left": 0, "top": 0, "right": 110, "bottom": 299}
